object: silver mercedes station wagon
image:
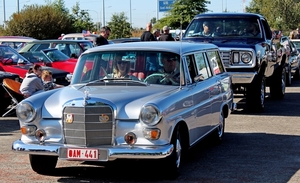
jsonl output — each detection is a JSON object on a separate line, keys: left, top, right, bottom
{"left": 12, "top": 42, "right": 235, "bottom": 178}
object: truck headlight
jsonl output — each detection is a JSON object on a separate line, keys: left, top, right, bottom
{"left": 16, "top": 102, "right": 36, "bottom": 123}
{"left": 140, "top": 105, "right": 161, "bottom": 126}
{"left": 241, "top": 52, "right": 252, "bottom": 63}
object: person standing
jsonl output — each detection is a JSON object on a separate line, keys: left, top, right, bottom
{"left": 140, "top": 22, "right": 156, "bottom": 41}
{"left": 152, "top": 29, "right": 160, "bottom": 40}
{"left": 95, "top": 26, "right": 111, "bottom": 46}
{"left": 158, "top": 26, "right": 175, "bottom": 41}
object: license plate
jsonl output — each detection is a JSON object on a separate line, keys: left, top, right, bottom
{"left": 67, "top": 148, "right": 99, "bottom": 160}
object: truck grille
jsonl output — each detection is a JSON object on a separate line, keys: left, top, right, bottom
{"left": 63, "top": 106, "right": 113, "bottom": 146}
{"left": 220, "top": 51, "right": 231, "bottom": 66}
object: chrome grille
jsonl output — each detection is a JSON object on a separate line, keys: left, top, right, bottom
{"left": 63, "top": 106, "right": 113, "bottom": 146}
{"left": 220, "top": 51, "right": 231, "bottom": 66}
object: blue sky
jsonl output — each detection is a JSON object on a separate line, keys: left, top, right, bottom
{"left": 1, "top": 0, "right": 250, "bottom": 28}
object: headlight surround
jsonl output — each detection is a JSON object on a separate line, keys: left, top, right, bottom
{"left": 140, "top": 105, "right": 161, "bottom": 126}
{"left": 241, "top": 52, "right": 252, "bottom": 63}
{"left": 16, "top": 102, "right": 36, "bottom": 123}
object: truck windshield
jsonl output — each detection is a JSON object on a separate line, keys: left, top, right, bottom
{"left": 184, "top": 18, "right": 262, "bottom": 39}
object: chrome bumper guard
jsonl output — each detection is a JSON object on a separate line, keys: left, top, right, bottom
{"left": 229, "top": 72, "right": 257, "bottom": 84}
{"left": 12, "top": 139, "right": 174, "bottom": 160}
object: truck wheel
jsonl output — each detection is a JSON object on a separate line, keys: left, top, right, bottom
{"left": 270, "top": 66, "right": 286, "bottom": 99}
{"left": 246, "top": 75, "right": 265, "bottom": 112}
{"left": 163, "top": 125, "right": 183, "bottom": 179}
{"left": 29, "top": 155, "right": 57, "bottom": 174}
{"left": 294, "top": 68, "right": 300, "bottom": 80}
{"left": 286, "top": 66, "right": 292, "bottom": 86}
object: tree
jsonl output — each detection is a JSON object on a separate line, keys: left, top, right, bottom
{"left": 155, "top": 0, "right": 209, "bottom": 30}
{"left": 107, "top": 12, "right": 132, "bottom": 39}
{"left": 245, "top": 0, "right": 300, "bottom": 30}
{"left": 2, "top": 4, "right": 74, "bottom": 39}
{"left": 70, "top": 2, "right": 95, "bottom": 33}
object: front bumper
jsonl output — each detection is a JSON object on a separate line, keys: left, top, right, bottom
{"left": 12, "top": 139, "right": 174, "bottom": 161}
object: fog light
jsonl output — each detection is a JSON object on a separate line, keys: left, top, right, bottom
{"left": 143, "top": 128, "right": 161, "bottom": 140}
{"left": 124, "top": 132, "right": 137, "bottom": 145}
{"left": 35, "top": 129, "right": 46, "bottom": 144}
{"left": 21, "top": 125, "right": 37, "bottom": 136}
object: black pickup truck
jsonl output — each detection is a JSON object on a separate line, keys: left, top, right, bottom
{"left": 182, "top": 13, "right": 288, "bottom": 112}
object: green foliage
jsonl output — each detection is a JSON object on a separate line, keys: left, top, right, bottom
{"left": 154, "top": 0, "right": 209, "bottom": 30}
{"left": 2, "top": 4, "right": 74, "bottom": 39}
{"left": 70, "top": 2, "right": 95, "bottom": 33}
{"left": 107, "top": 12, "right": 132, "bottom": 39}
{"left": 246, "top": 0, "right": 300, "bottom": 31}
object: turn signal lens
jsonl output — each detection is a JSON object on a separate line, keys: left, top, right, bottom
{"left": 143, "top": 128, "right": 161, "bottom": 140}
{"left": 20, "top": 125, "right": 37, "bottom": 135}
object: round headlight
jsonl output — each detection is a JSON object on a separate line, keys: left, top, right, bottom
{"left": 241, "top": 53, "right": 252, "bottom": 63}
{"left": 16, "top": 102, "right": 36, "bottom": 123}
{"left": 140, "top": 105, "right": 161, "bottom": 126}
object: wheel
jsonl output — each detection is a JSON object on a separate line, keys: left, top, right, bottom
{"left": 29, "top": 155, "right": 57, "bottom": 174}
{"left": 286, "top": 66, "right": 292, "bottom": 86}
{"left": 270, "top": 66, "right": 286, "bottom": 99}
{"left": 144, "top": 73, "right": 165, "bottom": 84}
{"left": 163, "top": 125, "right": 183, "bottom": 179}
{"left": 213, "top": 111, "right": 225, "bottom": 143}
{"left": 294, "top": 68, "right": 300, "bottom": 80}
{"left": 246, "top": 75, "right": 265, "bottom": 112}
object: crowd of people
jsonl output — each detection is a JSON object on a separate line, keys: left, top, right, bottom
{"left": 140, "top": 22, "right": 175, "bottom": 41}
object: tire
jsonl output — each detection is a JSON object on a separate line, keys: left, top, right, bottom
{"left": 286, "top": 66, "right": 292, "bottom": 86}
{"left": 270, "top": 66, "right": 286, "bottom": 99}
{"left": 29, "top": 155, "right": 58, "bottom": 174}
{"left": 246, "top": 75, "right": 265, "bottom": 112}
{"left": 163, "top": 125, "right": 183, "bottom": 179}
{"left": 213, "top": 111, "right": 225, "bottom": 143}
{"left": 294, "top": 68, "right": 300, "bottom": 80}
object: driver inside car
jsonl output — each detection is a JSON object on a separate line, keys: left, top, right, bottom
{"left": 145, "top": 53, "right": 180, "bottom": 85}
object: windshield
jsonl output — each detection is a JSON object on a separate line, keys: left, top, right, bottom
{"left": 184, "top": 17, "right": 263, "bottom": 39}
{"left": 42, "top": 49, "right": 70, "bottom": 61}
{"left": 0, "top": 46, "right": 29, "bottom": 64}
{"left": 72, "top": 51, "right": 183, "bottom": 86}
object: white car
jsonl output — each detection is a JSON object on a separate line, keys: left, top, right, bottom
{"left": 0, "top": 36, "right": 36, "bottom": 50}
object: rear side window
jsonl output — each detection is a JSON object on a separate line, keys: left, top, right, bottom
{"left": 206, "top": 50, "right": 225, "bottom": 74}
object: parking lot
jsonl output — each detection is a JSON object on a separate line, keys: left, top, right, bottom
{"left": 0, "top": 80, "right": 300, "bottom": 183}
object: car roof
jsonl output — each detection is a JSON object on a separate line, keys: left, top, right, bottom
{"left": 27, "top": 39, "right": 92, "bottom": 43}
{"left": 84, "top": 41, "right": 218, "bottom": 55}
{"left": 0, "top": 36, "right": 37, "bottom": 42}
{"left": 62, "top": 33, "right": 98, "bottom": 37}
{"left": 194, "top": 12, "right": 264, "bottom": 19}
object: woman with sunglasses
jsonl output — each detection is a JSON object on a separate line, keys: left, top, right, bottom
{"left": 105, "top": 53, "right": 139, "bottom": 80}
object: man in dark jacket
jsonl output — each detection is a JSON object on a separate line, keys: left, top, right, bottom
{"left": 158, "top": 26, "right": 175, "bottom": 41}
{"left": 95, "top": 26, "right": 111, "bottom": 46}
{"left": 140, "top": 22, "right": 156, "bottom": 41}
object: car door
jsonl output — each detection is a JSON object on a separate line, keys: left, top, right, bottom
{"left": 186, "top": 52, "right": 214, "bottom": 144}
{"left": 206, "top": 50, "right": 226, "bottom": 127}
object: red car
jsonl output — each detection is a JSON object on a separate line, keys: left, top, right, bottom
{"left": 0, "top": 45, "right": 70, "bottom": 86}
{"left": 19, "top": 48, "right": 77, "bottom": 73}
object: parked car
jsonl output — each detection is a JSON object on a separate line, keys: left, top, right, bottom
{"left": 279, "top": 36, "right": 300, "bottom": 83}
{"left": 0, "top": 36, "right": 37, "bottom": 51}
{"left": 0, "top": 71, "right": 20, "bottom": 115}
{"left": 19, "top": 39, "right": 94, "bottom": 58}
{"left": 0, "top": 45, "right": 70, "bottom": 86}
{"left": 12, "top": 42, "right": 235, "bottom": 178}
{"left": 61, "top": 33, "right": 98, "bottom": 45}
{"left": 290, "top": 39, "right": 300, "bottom": 52}
{"left": 20, "top": 48, "right": 77, "bottom": 73}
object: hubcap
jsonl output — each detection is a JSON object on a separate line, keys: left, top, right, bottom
{"left": 175, "top": 138, "right": 182, "bottom": 168}
{"left": 218, "top": 114, "right": 224, "bottom": 137}
{"left": 260, "top": 78, "right": 265, "bottom": 106}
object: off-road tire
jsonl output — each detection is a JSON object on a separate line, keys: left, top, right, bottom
{"left": 246, "top": 75, "right": 265, "bottom": 112}
{"left": 270, "top": 66, "right": 286, "bottom": 99}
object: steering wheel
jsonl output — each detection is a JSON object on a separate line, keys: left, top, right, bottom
{"left": 144, "top": 73, "right": 179, "bottom": 85}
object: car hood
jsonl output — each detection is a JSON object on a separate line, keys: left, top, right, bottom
{"left": 183, "top": 37, "right": 263, "bottom": 48}
{"left": 41, "top": 84, "right": 178, "bottom": 119}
